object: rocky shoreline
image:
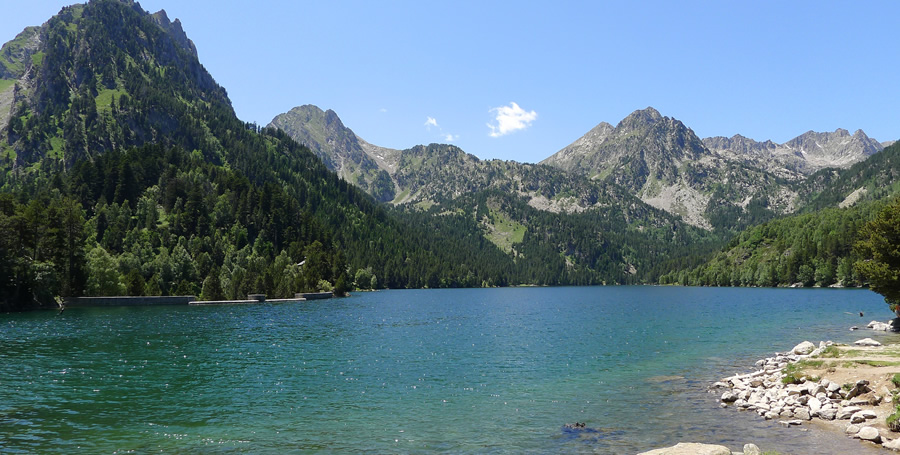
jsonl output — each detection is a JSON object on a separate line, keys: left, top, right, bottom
{"left": 712, "top": 332, "right": 900, "bottom": 452}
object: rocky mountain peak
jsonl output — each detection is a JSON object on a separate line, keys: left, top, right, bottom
{"left": 151, "top": 9, "right": 197, "bottom": 58}
{"left": 618, "top": 107, "right": 663, "bottom": 129}
{"left": 706, "top": 127, "right": 884, "bottom": 177}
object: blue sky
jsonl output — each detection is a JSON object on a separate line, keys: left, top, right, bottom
{"left": 4, "top": 1, "right": 899, "bottom": 163}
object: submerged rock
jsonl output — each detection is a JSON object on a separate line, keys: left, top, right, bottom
{"left": 636, "top": 442, "right": 732, "bottom": 455}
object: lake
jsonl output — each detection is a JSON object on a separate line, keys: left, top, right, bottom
{"left": 1, "top": 286, "right": 896, "bottom": 454}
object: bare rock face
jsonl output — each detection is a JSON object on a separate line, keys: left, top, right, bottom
{"left": 541, "top": 107, "right": 795, "bottom": 229}
{"left": 704, "top": 128, "right": 884, "bottom": 176}
{"left": 150, "top": 9, "right": 198, "bottom": 58}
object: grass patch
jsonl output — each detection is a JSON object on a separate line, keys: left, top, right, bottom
{"left": 390, "top": 189, "right": 410, "bottom": 204}
{"left": 852, "top": 359, "right": 900, "bottom": 367}
{"left": 30, "top": 52, "right": 44, "bottom": 68}
{"left": 0, "top": 79, "right": 15, "bottom": 93}
{"left": 49, "top": 137, "right": 63, "bottom": 159}
{"left": 781, "top": 360, "right": 824, "bottom": 384}
{"left": 888, "top": 402, "right": 900, "bottom": 432}
{"left": 482, "top": 209, "right": 526, "bottom": 254}
{"left": 817, "top": 345, "right": 842, "bottom": 358}
{"left": 415, "top": 199, "right": 435, "bottom": 211}
{"left": 95, "top": 88, "right": 127, "bottom": 111}
{"left": 843, "top": 348, "right": 900, "bottom": 357}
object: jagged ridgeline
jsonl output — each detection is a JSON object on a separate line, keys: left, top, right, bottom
{"left": 270, "top": 105, "right": 729, "bottom": 285}
{"left": 663, "top": 142, "right": 900, "bottom": 288}
{"left": 0, "top": 0, "right": 523, "bottom": 310}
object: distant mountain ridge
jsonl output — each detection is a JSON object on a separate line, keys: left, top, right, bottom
{"left": 541, "top": 107, "right": 891, "bottom": 229}
{"left": 269, "top": 105, "right": 643, "bottom": 215}
{"left": 541, "top": 107, "right": 796, "bottom": 229}
{"left": 703, "top": 128, "right": 884, "bottom": 177}
{"left": 271, "top": 104, "right": 892, "bottom": 232}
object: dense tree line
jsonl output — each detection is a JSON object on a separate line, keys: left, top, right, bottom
{"left": 423, "top": 190, "right": 725, "bottom": 286}
{"left": 659, "top": 201, "right": 886, "bottom": 288}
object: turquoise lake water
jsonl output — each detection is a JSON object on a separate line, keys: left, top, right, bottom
{"left": 1, "top": 286, "right": 897, "bottom": 454}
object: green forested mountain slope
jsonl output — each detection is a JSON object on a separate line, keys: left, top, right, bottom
{"left": 0, "top": 0, "right": 523, "bottom": 310}
{"left": 798, "top": 141, "right": 900, "bottom": 212}
{"left": 665, "top": 142, "right": 900, "bottom": 288}
{"left": 436, "top": 190, "right": 723, "bottom": 285}
{"left": 269, "top": 105, "right": 395, "bottom": 202}
{"left": 660, "top": 201, "right": 881, "bottom": 287}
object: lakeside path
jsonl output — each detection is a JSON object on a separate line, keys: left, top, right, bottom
{"left": 715, "top": 330, "right": 900, "bottom": 452}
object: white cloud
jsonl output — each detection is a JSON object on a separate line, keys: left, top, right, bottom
{"left": 379, "top": 108, "right": 388, "bottom": 113}
{"left": 487, "top": 102, "right": 537, "bottom": 137}
{"left": 444, "top": 133, "right": 458, "bottom": 142}
{"left": 424, "top": 116, "right": 439, "bottom": 129}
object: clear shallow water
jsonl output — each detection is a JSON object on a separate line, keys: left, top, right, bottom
{"left": 0, "top": 286, "right": 896, "bottom": 454}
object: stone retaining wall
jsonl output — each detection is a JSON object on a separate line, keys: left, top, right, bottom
{"left": 65, "top": 296, "right": 196, "bottom": 307}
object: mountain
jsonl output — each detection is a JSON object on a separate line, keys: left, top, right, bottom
{"left": 703, "top": 129, "right": 884, "bottom": 176}
{"left": 663, "top": 141, "right": 900, "bottom": 288}
{"left": 541, "top": 107, "right": 796, "bottom": 230}
{"left": 268, "top": 105, "right": 395, "bottom": 202}
{"left": 0, "top": 0, "right": 530, "bottom": 309}
{"left": 269, "top": 105, "right": 726, "bottom": 282}
{"left": 798, "top": 141, "right": 900, "bottom": 211}
{"left": 270, "top": 105, "right": 651, "bottom": 214}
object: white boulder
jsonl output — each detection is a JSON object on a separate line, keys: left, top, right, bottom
{"left": 857, "top": 426, "right": 881, "bottom": 443}
{"left": 854, "top": 338, "right": 882, "bottom": 346}
{"left": 637, "top": 442, "right": 732, "bottom": 455}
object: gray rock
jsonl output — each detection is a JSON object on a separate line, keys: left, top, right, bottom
{"left": 637, "top": 442, "right": 732, "bottom": 455}
{"left": 819, "top": 408, "right": 837, "bottom": 420}
{"left": 846, "top": 423, "right": 861, "bottom": 435}
{"left": 857, "top": 426, "right": 881, "bottom": 443}
{"left": 871, "top": 322, "right": 891, "bottom": 331}
{"left": 883, "top": 438, "right": 900, "bottom": 451}
{"left": 743, "top": 443, "right": 761, "bottom": 455}
{"left": 779, "top": 419, "right": 803, "bottom": 427}
{"left": 851, "top": 412, "right": 867, "bottom": 424}
{"left": 721, "top": 391, "right": 739, "bottom": 403}
{"left": 837, "top": 406, "right": 862, "bottom": 419}
{"left": 794, "top": 408, "right": 811, "bottom": 420}
{"left": 854, "top": 338, "right": 882, "bottom": 347}
{"left": 791, "top": 341, "right": 816, "bottom": 355}
{"left": 859, "top": 410, "right": 878, "bottom": 419}
{"left": 808, "top": 397, "right": 822, "bottom": 413}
